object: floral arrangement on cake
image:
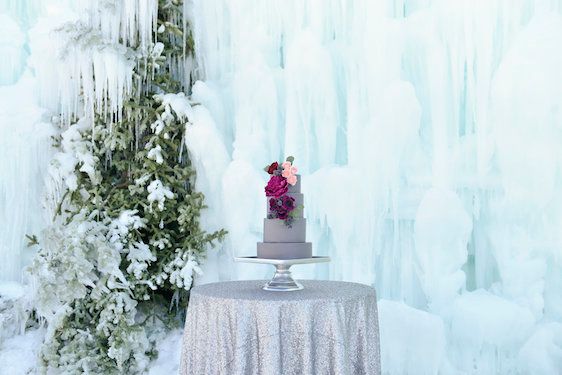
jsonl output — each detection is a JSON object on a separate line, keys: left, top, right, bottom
{"left": 264, "top": 156, "right": 302, "bottom": 226}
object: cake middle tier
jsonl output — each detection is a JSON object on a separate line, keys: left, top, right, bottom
{"left": 266, "top": 193, "right": 304, "bottom": 218}
{"left": 263, "top": 218, "right": 306, "bottom": 242}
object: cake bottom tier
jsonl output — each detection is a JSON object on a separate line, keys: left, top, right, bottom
{"left": 257, "top": 242, "right": 312, "bottom": 260}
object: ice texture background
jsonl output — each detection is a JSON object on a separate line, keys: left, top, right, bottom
{"left": 2, "top": 0, "right": 562, "bottom": 374}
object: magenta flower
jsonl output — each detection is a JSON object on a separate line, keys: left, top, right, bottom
{"left": 265, "top": 175, "right": 288, "bottom": 197}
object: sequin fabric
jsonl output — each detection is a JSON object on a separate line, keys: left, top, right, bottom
{"left": 180, "top": 280, "right": 381, "bottom": 375}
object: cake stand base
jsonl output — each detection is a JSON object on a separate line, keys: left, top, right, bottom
{"left": 262, "top": 264, "right": 303, "bottom": 291}
{"left": 234, "top": 256, "right": 330, "bottom": 292}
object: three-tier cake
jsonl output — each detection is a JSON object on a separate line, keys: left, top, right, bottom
{"left": 257, "top": 157, "right": 312, "bottom": 259}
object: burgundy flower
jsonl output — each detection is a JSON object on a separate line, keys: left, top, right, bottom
{"left": 265, "top": 175, "right": 288, "bottom": 197}
{"left": 269, "top": 198, "right": 278, "bottom": 211}
{"left": 267, "top": 162, "right": 279, "bottom": 175}
{"left": 268, "top": 195, "right": 296, "bottom": 222}
{"left": 277, "top": 210, "right": 289, "bottom": 220}
{"left": 281, "top": 195, "right": 295, "bottom": 210}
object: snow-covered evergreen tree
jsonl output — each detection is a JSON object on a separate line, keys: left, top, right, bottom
{"left": 27, "top": 1, "right": 225, "bottom": 373}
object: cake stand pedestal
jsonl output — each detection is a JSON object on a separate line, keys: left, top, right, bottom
{"left": 234, "top": 256, "right": 330, "bottom": 291}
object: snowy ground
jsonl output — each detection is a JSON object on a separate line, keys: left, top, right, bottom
{"left": 147, "top": 329, "right": 184, "bottom": 375}
{"left": 0, "top": 329, "right": 44, "bottom": 375}
{"left": 0, "top": 327, "right": 184, "bottom": 375}
{"left": 0, "top": 281, "right": 183, "bottom": 375}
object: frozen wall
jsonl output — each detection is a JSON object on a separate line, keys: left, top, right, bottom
{"left": 0, "top": 1, "right": 56, "bottom": 282}
{"left": 0, "top": 0, "right": 79, "bottom": 282}
{"left": 185, "top": 0, "right": 562, "bottom": 373}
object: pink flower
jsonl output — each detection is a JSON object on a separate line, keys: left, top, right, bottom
{"left": 286, "top": 175, "right": 297, "bottom": 185}
{"left": 281, "top": 161, "right": 298, "bottom": 185}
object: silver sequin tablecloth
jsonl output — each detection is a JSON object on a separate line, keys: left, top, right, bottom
{"left": 180, "top": 280, "right": 381, "bottom": 375}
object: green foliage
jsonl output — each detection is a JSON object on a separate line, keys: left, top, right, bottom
{"left": 27, "top": 1, "right": 225, "bottom": 373}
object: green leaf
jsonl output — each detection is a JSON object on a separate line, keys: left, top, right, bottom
{"left": 25, "top": 234, "right": 39, "bottom": 247}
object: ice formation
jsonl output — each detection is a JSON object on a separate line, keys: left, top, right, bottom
{"left": 184, "top": 0, "right": 562, "bottom": 373}
{"left": 378, "top": 300, "right": 447, "bottom": 375}
{"left": 1, "top": 0, "right": 562, "bottom": 374}
{"left": 26, "top": 0, "right": 158, "bottom": 124}
{"left": 0, "top": 14, "right": 26, "bottom": 85}
{"left": 0, "top": 74, "right": 53, "bottom": 282}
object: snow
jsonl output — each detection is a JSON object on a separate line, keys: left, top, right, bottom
{"left": 147, "top": 180, "right": 174, "bottom": 212}
{"left": 151, "top": 119, "right": 165, "bottom": 135}
{"left": 126, "top": 242, "right": 156, "bottom": 280}
{"left": 0, "top": 282, "right": 25, "bottom": 301}
{"left": 0, "top": 328, "right": 43, "bottom": 375}
{"left": 147, "top": 144, "right": 164, "bottom": 164}
{"left": 147, "top": 329, "right": 183, "bottom": 375}
{"left": 51, "top": 117, "right": 99, "bottom": 192}
{"left": 0, "top": 328, "right": 184, "bottom": 375}
{"left": 0, "top": 282, "right": 30, "bottom": 343}
{"left": 168, "top": 254, "right": 203, "bottom": 290}
{"left": 0, "top": 326, "right": 185, "bottom": 375}
{"left": 115, "top": 210, "right": 146, "bottom": 233}
{"left": 155, "top": 93, "right": 193, "bottom": 122}
{"left": 378, "top": 300, "right": 446, "bottom": 375}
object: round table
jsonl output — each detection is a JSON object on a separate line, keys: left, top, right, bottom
{"left": 180, "top": 280, "right": 381, "bottom": 375}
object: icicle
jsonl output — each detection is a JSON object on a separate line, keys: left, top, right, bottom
{"left": 79, "top": 0, "right": 158, "bottom": 50}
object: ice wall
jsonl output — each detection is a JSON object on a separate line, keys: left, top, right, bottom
{"left": 0, "top": 14, "right": 26, "bottom": 85}
{"left": 186, "top": 0, "right": 562, "bottom": 373}
{"left": 0, "top": 75, "right": 53, "bottom": 282}
{"left": 0, "top": 0, "right": 77, "bottom": 282}
{"left": 0, "top": 2, "right": 53, "bottom": 282}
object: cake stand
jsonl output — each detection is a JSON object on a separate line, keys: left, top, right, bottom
{"left": 234, "top": 256, "right": 331, "bottom": 291}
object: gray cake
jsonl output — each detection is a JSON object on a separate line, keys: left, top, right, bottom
{"left": 257, "top": 175, "right": 312, "bottom": 259}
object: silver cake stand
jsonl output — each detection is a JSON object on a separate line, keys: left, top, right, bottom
{"left": 234, "top": 256, "right": 331, "bottom": 291}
